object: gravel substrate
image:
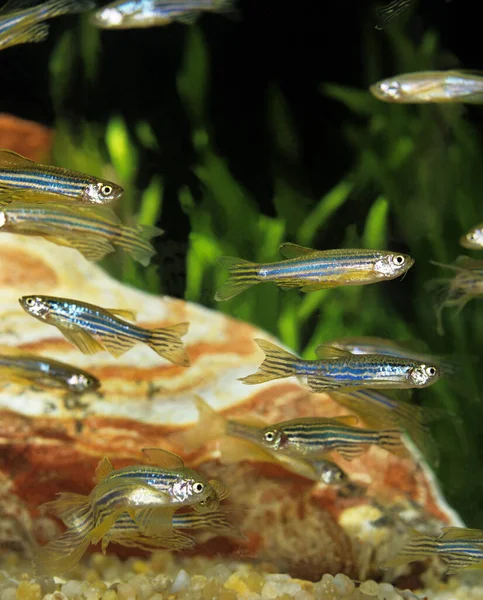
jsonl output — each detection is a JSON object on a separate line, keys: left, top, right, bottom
{"left": 3, "top": 549, "right": 483, "bottom": 600}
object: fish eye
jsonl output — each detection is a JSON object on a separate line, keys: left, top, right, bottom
{"left": 425, "top": 366, "right": 437, "bottom": 377}
{"left": 101, "top": 185, "right": 113, "bottom": 196}
{"left": 263, "top": 430, "right": 277, "bottom": 443}
{"left": 193, "top": 482, "right": 204, "bottom": 494}
{"left": 392, "top": 255, "right": 405, "bottom": 266}
{"left": 381, "top": 81, "right": 401, "bottom": 99}
{"left": 25, "top": 298, "right": 36, "bottom": 307}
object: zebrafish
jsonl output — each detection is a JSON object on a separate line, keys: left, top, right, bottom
{"left": 385, "top": 527, "right": 483, "bottom": 574}
{"left": 329, "top": 336, "right": 461, "bottom": 376}
{"left": 214, "top": 244, "right": 414, "bottom": 301}
{"left": 240, "top": 339, "right": 441, "bottom": 392}
{"left": 181, "top": 396, "right": 350, "bottom": 485}
{"left": 0, "top": 202, "right": 160, "bottom": 265}
{"left": 91, "top": 0, "right": 234, "bottom": 29}
{"left": 428, "top": 257, "right": 483, "bottom": 334}
{"left": 0, "top": 346, "right": 99, "bottom": 394}
{"left": 34, "top": 448, "right": 230, "bottom": 576}
{"left": 0, "top": 0, "right": 94, "bottom": 51}
{"left": 99, "top": 509, "right": 242, "bottom": 553}
{"left": 0, "top": 149, "right": 123, "bottom": 204}
{"left": 19, "top": 295, "right": 190, "bottom": 366}
{"left": 461, "top": 224, "right": 483, "bottom": 249}
{"left": 370, "top": 70, "right": 483, "bottom": 104}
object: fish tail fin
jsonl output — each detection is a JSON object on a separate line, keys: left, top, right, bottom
{"left": 377, "top": 428, "right": 409, "bottom": 458}
{"left": 384, "top": 530, "right": 438, "bottom": 568}
{"left": 239, "top": 338, "right": 298, "bottom": 385}
{"left": 182, "top": 396, "right": 228, "bottom": 452}
{"left": 42, "top": 0, "right": 95, "bottom": 18}
{"left": 34, "top": 495, "right": 95, "bottom": 576}
{"left": 214, "top": 256, "right": 260, "bottom": 301}
{"left": 148, "top": 321, "right": 190, "bottom": 366}
{"left": 116, "top": 224, "right": 163, "bottom": 266}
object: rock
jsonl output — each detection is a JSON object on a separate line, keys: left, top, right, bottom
{"left": 0, "top": 234, "right": 462, "bottom": 582}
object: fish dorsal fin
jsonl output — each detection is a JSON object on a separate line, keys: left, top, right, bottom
{"left": 332, "top": 415, "right": 359, "bottom": 427}
{"left": 95, "top": 457, "right": 114, "bottom": 483}
{"left": 441, "top": 527, "right": 483, "bottom": 541}
{"left": 209, "top": 479, "right": 230, "bottom": 501}
{"left": 279, "top": 242, "right": 318, "bottom": 259}
{"left": 314, "top": 344, "right": 353, "bottom": 359}
{"left": 142, "top": 448, "right": 185, "bottom": 469}
{"left": 0, "top": 149, "right": 34, "bottom": 168}
{"left": 234, "top": 414, "right": 268, "bottom": 427}
{"left": 107, "top": 309, "right": 137, "bottom": 321}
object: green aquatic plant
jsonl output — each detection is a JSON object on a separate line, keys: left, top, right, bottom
{"left": 47, "top": 13, "right": 483, "bottom": 524}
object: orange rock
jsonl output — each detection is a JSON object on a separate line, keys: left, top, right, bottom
{"left": 0, "top": 114, "right": 53, "bottom": 162}
{"left": 0, "top": 234, "right": 462, "bottom": 580}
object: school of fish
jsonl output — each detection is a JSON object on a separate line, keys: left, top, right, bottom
{"left": 0, "top": 0, "right": 481, "bottom": 583}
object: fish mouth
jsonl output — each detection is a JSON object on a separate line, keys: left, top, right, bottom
{"left": 459, "top": 235, "right": 476, "bottom": 249}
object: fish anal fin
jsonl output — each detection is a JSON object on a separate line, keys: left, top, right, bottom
{"left": 306, "top": 374, "right": 345, "bottom": 392}
{"left": 314, "top": 344, "right": 353, "bottom": 359}
{"left": 132, "top": 507, "right": 176, "bottom": 537}
{"left": 95, "top": 457, "right": 114, "bottom": 483}
{"left": 142, "top": 448, "right": 185, "bottom": 469}
{"left": 97, "top": 331, "right": 136, "bottom": 358}
{"left": 62, "top": 328, "right": 105, "bottom": 355}
{"left": 278, "top": 243, "right": 318, "bottom": 259}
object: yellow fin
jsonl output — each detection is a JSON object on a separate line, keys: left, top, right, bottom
{"left": 93, "top": 329, "right": 136, "bottom": 358}
{"left": 209, "top": 479, "right": 230, "bottom": 502}
{"left": 300, "top": 282, "right": 339, "bottom": 292}
{"left": 107, "top": 309, "right": 137, "bottom": 321}
{"left": 441, "top": 527, "right": 483, "bottom": 542}
{"left": 61, "top": 328, "right": 105, "bottom": 355}
{"left": 239, "top": 338, "right": 298, "bottom": 385}
{"left": 234, "top": 414, "right": 269, "bottom": 427}
{"left": 44, "top": 234, "right": 115, "bottom": 262}
{"left": 147, "top": 322, "right": 190, "bottom": 366}
{"left": 214, "top": 256, "right": 260, "bottom": 301}
{"left": 278, "top": 243, "right": 318, "bottom": 259}
{"left": 132, "top": 507, "right": 176, "bottom": 537}
{"left": 314, "top": 344, "right": 353, "bottom": 359}
{"left": 181, "top": 396, "right": 227, "bottom": 452}
{"left": 219, "top": 436, "right": 279, "bottom": 465}
{"left": 34, "top": 530, "right": 92, "bottom": 577}
{"left": 0, "top": 149, "right": 34, "bottom": 168}
{"left": 332, "top": 415, "right": 359, "bottom": 427}
{"left": 107, "top": 529, "right": 194, "bottom": 552}
{"left": 142, "top": 447, "right": 185, "bottom": 469}
{"left": 39, "top": 492, "right": 90, "bottom": 526}
{"left": 95, "top": 457, "right": 114, "bottom": 483}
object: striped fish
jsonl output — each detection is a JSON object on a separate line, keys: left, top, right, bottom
{"left": 0, "top": 346, "right": 99, "bottom": 394}
{"left": 0, "top": 149, "right": 122, "bottom": 204}
{"left": 428, "top": 257, "right": 483, "bottom": 334}
{"left": 239, "top": 339, "right": 441, "bottom": 392}
{"left": 329, "top": 336, "right": 461, "bottom": 376}
{"left": 100, "top": 509, "right": 241, "bottom": 553}
{"left": 257, "top": 416, "right": 406, "bottom": 462}
{"left": 35, "top": 449, "right": 230, "bottom": 576}
{"left": 91, "top": 0, "right": 234, "bottom": 29}
{"left": 0, "top": 0, "right": 94, "bottom": 51}
{"left": 0, "top": 202, "right": 161, "bottom": 265}
{"left": 19, "top": 295, "right": 191, "bottom": 366}
{"left": 385, "top": 527, "right": 483, "bottom": 574}
{"left": 214, "top": 244, "right": 414, "bottom": 301}
{"left": 182, "top": 396, "right": 350, "bottom": 485}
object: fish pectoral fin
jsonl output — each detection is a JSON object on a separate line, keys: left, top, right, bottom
{"left": 132, "top": 507, "right": 176, "bottom": 537}
{"left": 106, "top": 309, "right": 137, "bottom": 321}
{"left": 62, "top": 328, "right": 105, "bottom": 355}
{"left": 278, "top": 242, "right": 318, "bottom": 259}
{"left": 332, "top": 415, "right": 359, "bottom": 427}
{"left": 95, "top": 457, "right": 115, "bottom": 483}
{"left": 208, "top": 479, "right": 230, "bottom": 502}
{"left": 142, "top": 447, "right": 185, "bottom": 469}
{"left": 0, "top": 148, "right": 35, "bottom": 167}
{"left": 314, "top": 344, "right": 353, "bottom": 359}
